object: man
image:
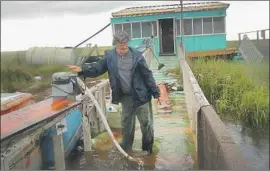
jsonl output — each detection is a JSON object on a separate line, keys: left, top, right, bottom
{"left": 68, "top": 31, "right": 160, "bottom": 155}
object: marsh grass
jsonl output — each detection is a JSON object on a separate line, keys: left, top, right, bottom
{"left": 190, "top": 59, "right": 269, "bottom": 128}
{"left": 1, "top": 64, "right": 69, "bottom": 93}
{"left": 1, "top": 64, "right": 108, "bottom": 94}
{"left": 0, "top": 46, "right": 112, "bottom": 93}
{"left": 167, "top": 67, "right": 183, "bottom": 84}
{"left": 1, "top": 63, "right": 109, "bottom": 93}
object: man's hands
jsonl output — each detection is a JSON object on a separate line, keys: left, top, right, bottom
{"left": 67, "top": 65, "right": 82, "bottom": 73}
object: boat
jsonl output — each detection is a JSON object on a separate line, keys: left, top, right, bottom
{"left": 1, "top": 92, "right": 35, "bottom": 115}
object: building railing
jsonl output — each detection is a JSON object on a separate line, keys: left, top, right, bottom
{"left": 239, "top": 34, "right": 265, "bottom": 63}
{"left": 238, "top": 29, "right": 269, "bottom": 63}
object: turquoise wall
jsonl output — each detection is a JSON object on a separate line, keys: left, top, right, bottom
{"left": 129, "top": 35, "right": 227, "bottom": 55}
{"left": 177, "top": 34, "right": 227, "bottom": 52}
{"left": 111, "top": 9, "right": 226, "bottom": 24}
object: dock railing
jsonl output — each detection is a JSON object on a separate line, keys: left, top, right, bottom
{"left": 176, "top": 42, "right": 252, "bottom": 170}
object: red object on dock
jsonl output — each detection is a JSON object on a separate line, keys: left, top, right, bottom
{"left": 156, "top": 84, "right": 172, "bottom": 114}
{"left": 113, "top": 132, "right": 119, "bottom": 137}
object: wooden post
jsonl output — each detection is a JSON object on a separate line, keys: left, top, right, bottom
{"left": 97, "top": 87, "right": 106, "bottom": 132}
{"left": 1, "top": 157, "right": 9, "bottom": 170}
{"left": 82, "top": 102, "right": 92, "bottom": 151}
{"left": 238, "top": 33, "right": 241, "bottom": 47}
{"left": 261, "top": 30, "right": 266, "bottom": 40}
{"left": 180, "top": 0, "right": 184, "bottom": 45}
{"left": 53, "top": 122, "right": 66, "bottom": 170}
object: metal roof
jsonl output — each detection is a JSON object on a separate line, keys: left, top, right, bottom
{"left": 112, "top": 1, "right": 230, "bottom": 18}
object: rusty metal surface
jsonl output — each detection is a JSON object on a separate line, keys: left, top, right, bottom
{"left": 0, "top": 98, "right": 80, "bottom": 140}
{"left": 112, "top": 2, "right": 229, "bottom": 18}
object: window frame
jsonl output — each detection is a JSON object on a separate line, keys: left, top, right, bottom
{"left": 112, "top": 15, "right": 226, "bottom": 39}
{"left": 112, "top": 20, "right": 159, "bottom": 39}
{"left": 175, "top": 15, "right": 226, "bottom": 37}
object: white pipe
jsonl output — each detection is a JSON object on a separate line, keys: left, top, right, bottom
{"left": 76, "top": 77, "right": 144, "bottom": 165}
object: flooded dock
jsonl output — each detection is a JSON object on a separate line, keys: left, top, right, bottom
{"left": 66, "top": 55, "right": 197, "bottom": 170}
{"left": 66, "top": 95, "right": 197, "bottom": 170}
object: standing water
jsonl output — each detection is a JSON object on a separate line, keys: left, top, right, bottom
{"left": 66, "top": 92, "right": 197, "bottom": 170}
{"left": 222, "top": 118, "right": 269, "bottom": 170}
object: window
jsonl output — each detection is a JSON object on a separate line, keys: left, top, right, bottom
{"left": 193, "top": 18, "right": 202, "bottom": 35}
{"left": 176, "top": 19, "right": 181, "bottom": 36}
{"left": 114, "top": 24, "right": 122, "bottom": 34}
{"left": 141, "top": 22, "right": 152, "bottom": 38}
{"left": 123, "top": 23, "right": 131, "bottom": 38}
{"left": 152, "top": 21, "right": 157, "bottom": 37}
{"left": 213, "top": 17, "right": 225, "bottom": 33}
{"left": 203, "top": 18, "right": 213, "bottom": 34}
{"left": 132, "top": 22, "right": 141, "bottom": 38}
{"left": 183, "top": 19, "right": 192, "bottom": 35}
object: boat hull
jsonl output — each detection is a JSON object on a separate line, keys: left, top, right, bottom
{"left": 40, "top": 109, "right": 83, "bottom": 169}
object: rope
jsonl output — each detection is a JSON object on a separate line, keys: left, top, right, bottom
{"left": 74, "top": 23, "right": 111, "bottom": 48}
{"left": 74, "top": 23, "right": 111, "bottom": 66}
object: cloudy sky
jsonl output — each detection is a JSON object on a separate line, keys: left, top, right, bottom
{"left": 1, "top": 1, "right": 269, "bottom": 51}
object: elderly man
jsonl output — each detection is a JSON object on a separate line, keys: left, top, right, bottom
{"left": 68, "top": 31, "right": 160, "bottom": 155}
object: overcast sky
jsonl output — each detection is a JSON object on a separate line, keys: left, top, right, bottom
{"left": 1, "top": 1, "right": 269, "bottom": 51}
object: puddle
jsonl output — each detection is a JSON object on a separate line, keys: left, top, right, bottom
{"left": 66, "top": 95, "right": 197, "bottom": 170}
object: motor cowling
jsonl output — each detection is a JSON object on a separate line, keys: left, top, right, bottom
{"left": 51, "top": 72, "right": 81, "bottom": 100}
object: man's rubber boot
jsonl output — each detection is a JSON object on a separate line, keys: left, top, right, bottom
{"left": 142, "top": 137, "right": 153, "bottom": 155}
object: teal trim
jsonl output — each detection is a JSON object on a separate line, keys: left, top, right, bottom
{"left": 111, "top": 9, "right": 226, "bottom": 24}
{"left": 176, "top": 34, "right": 227, "bottom": 52}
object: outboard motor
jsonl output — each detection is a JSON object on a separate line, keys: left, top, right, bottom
{"left": 51, "top": 72, "right": 81, "bottom": 101}
{"left": 40, "top": 72, "right": 83, "bottom": 169}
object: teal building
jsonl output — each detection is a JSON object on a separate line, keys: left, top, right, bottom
{"left": 110, "top": 1, "right": 229, "bottom": 56}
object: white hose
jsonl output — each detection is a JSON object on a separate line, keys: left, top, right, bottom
{"left": 76, "top": 77, "right": 143, "bottom": 165}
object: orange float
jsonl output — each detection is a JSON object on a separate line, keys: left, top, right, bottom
{"left": 51, "top": 98, "right": 74, "bottom": 111}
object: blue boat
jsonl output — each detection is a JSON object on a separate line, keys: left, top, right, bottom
{"left": 40, "top": 108, "right": 83, "bottom": 169}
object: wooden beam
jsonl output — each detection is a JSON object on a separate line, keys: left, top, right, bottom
{"left": 82, "top": 100, "right": 92, "bottom": 152}
{"left": 52, "top": 133, "right": 65, "bottom": 170}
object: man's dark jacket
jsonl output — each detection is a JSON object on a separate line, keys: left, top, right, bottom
{"left": 78, "top": 47, "right": 160, "bottom": 107}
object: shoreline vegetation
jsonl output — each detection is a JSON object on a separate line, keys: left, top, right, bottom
{"left": 192, "top": 59, "right": 269, "bottom": 128}
{"left": 170, "top": 58, "right": 269, "bottom": 129}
